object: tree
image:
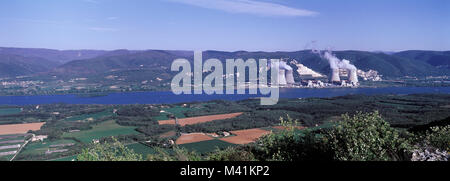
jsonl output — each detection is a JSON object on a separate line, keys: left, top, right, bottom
{"left": 207, "top": 146, "right": 256, "bottom": 161}
{"left": 77, "top": 137, "right": 142, "bottom": 161}
{"left": 146, "top": 147, "right": 202, "bottom": 161}
{"left": 424, "top": 125, "right": 450, "bottom": 152}
{"left": 328, "top": 111, "right": 412, "bottom": 161}
{"left": 255, "top": 115, "right": 333, "bottom": 161}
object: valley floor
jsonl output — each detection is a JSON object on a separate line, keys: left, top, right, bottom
{"left": 0, "top": 93, "right": 449, "bottom": 161}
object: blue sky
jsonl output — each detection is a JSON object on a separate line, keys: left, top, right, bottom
{"left": 0, "top": 0, "right": 448, "bottom": 51}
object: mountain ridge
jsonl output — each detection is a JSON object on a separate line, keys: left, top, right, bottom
{"left": 0, "top": 47, "right": 449, "bottom": 79}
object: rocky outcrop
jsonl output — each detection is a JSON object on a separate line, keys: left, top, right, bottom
{"left": 411, "top": 145, "right": 448, "bottom": 161}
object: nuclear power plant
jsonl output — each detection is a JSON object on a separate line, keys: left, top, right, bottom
{"left": 330, "top": 68, "right": 359, "bottom": 85}
{"left": 330, "top": 68, "right": 341, "bottom": 83}
{"left": 349, "top": 69, "right": 358, "bottom": 84}
{"left": 271, "top": 59, "right": 295, "bottom": 85}
{"left": 323, "top": 51, "right": 359, "bottom": 86}
{"left": 268, "top": 52, "right": 360, "bottom": 87}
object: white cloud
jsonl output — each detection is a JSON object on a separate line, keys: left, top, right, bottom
{"left": 88, "top": 27, "right": 118, "bottom": 32}
{"left": 169, "top": 0, "right": 318, "bottom": 17}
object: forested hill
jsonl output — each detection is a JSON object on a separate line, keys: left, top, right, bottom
{"left": 0, "top": 47, "right": 449, "bottom": 79}
{"left": 0, "top": 47, "right": 108, "bottom": 77}
{"left": 394, "top": 50, "right": 450, "bottom": 69}
{"left": 0, "top": 47, "right": 107, "bottom": 64}
{"left": 52, "top": 50, "right": 184, "bottom": 75}
{"left": 0, "top": 54, "right": 57, "bottom": 77}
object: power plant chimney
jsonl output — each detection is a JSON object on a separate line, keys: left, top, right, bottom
{"left": 349, "top": 69, "right": 358, "bottom": 84}
{"left": 330, "top": 68, "right": 341, "bottom": 83}
{"left": 285, "top": 69, "right": 295, "bottom": 84}
{"left": 278, "top": 69, "right": 287, "bottom": 85}
{"left": 272, "top": 59, "right": 295, "bottom": 85}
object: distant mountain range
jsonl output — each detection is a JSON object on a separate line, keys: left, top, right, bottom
{"left": 0, "top": 54, "right": 55, "bottom": 77}
{"left": 0, "top": 47, "right": 449, "bottom": 79}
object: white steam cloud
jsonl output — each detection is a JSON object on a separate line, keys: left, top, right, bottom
{"left": 307, "top": 41, "right": 358, "bottom": 84}
{"left": 307, "top": 41, "right": 357, "bottom": 71}
{"left": 323, "top": 51, "right": 356, "bottom": 70}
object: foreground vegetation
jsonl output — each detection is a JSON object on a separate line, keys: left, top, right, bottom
{"left": 1, "top": 94, "right": 449, "bottom": 161}
{"left": 77, "top": 111, "right": 449, "bottom": 161}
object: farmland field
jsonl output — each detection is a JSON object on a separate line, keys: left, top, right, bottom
{"left": 158, "top": 112, "right": 243, "bottom": 126}
{"left": 63, "top": 109, "right": 114, "bottom": 122}
{"left": 0, "top": 122, "right": 45, "bottom": 135}
{"left": 159, "top": 131, "right": 176, "bottom": 138}
{"left": 153, "top": 106, "right": 193, "bottom": 120}
{"left": 176, "top": 133, "right": 215, "bottom": 145}
{"left": 63, "top": 120, "right": 139, "bottom": 143}
{"left": 0, "top": 134, "right": 27, "bottom": 161}
{"left": 0, "top": 154, "right": 14, "bottom": 161}
{"left": 220, "top": 128, "right": 271, "bottom": 144}
{"left": 51, "top": 155, "right": 77, "bottom": 161}
{"left": 20, "top": 139, "right": 76, "bottom": 156}
{"left": 179, "top": 139, "right": 235, "bottom": 154}
{"left": 0, "top": 108, "right": 21, "bottom": 116}
{"left": 0, "top": 135, "right": 26, "bottom": 142}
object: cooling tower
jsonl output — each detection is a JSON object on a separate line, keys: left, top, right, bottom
{"left": 278, "top": 69, "right": 287, "bottom": 85}
{"left": 285, "top": 69, "right": 295, "bottom": 84}
{"left": 271, "top": 60, "right": 295, "bottom": 85}
{"left": 330, "top": 68, "right": 341, "bottom": 83}
{"left": 349, "top": 69, "right": 358, "bottom": 84}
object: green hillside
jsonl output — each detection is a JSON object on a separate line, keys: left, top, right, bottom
{"left": 395, "top": 50, "right": 450, "bottom": 69}
{"left": 1, "top": 48, "right": 449, "bottom": 80}
{"left": 0, "top": 54, "right": 57, "bottom": 77}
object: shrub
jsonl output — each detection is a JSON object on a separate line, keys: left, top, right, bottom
{"left": 424, "top": 125, "right": 450, "bottom": 152}
{"left": 207, "top": 146, "right": 256, "bottom": 161}
{"left": 146, "top": 147, "right": 202, "bottom": 161}
{"left": 255, "top": 115, "right": 333, "bottom": 161}
{"left": 173, "top": 147, "right": 202, "bottom": 161}
{"left": 77, "top": 137, "right": 142, "bottom": 161}
{"left": 327, "top": 111, "right": 412, "bottom": 161}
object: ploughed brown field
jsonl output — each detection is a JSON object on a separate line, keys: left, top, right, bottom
{"left": 158, "top": 112, "right": 243, "bottom": 126}
{"left": 176, "top": 133, "right": 214, "bottom": 145}
{"left": 220, "top": 128, "right": 271, "bottom": 145}
{"left": 159, "top": 131, "right": 176, "bottom": 138}
{"left": 0, "top": 122, "right": 45, "bottom": 135}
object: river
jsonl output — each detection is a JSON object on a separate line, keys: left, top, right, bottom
{"left": 0, "top": 87, "right": 449, "bottom": 105}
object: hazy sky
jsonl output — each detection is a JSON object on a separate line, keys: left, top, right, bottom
{"left": 0, "top": 0, "right": 448, "bottom": 51}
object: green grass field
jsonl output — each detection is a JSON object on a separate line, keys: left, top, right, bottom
{"left": 0, "top": 154, "right": 14, "bottom": 161}
{"left": 20, "top": 139, "right": 76, "bottom": 156}
{"left": 51, "top": 155, "right": 78, "bottom": 161}
{"left": 63, "top": 120, "right": 140, "bottom": 143}
{"left": 0, "top": 148, "right": 19, "bottom": 152}
{"left": 0, "top": 138, "right": 25, "bottom": 145}
{"left": 0, "top": 135, "right": 23, "bottom": 161}
{"left": 50, "top": 143, "right": 160, "bottom": 161}
{"left": 0, "top": 142, "right": 22, "bottom": 147}
{"left": 179, "top": 139, "right": 236, "bottom": 154}
{"left": 153, "top": 106, "right": 195, "bottom": 120}
{"left": 153, "top": 113, "right": 170, "bottom": 121}
{"left": 0, "top": 135, "right": 26, "bottom": 149}
{"left": 0, "top": 108, "right": 22, "bottom": 115}
{"left": 63, "top": 109, "right": 114, "bottom": 122}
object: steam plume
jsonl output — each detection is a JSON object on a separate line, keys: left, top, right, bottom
{"left": 324, "top": 51, "right": 356, "bottom": 70}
